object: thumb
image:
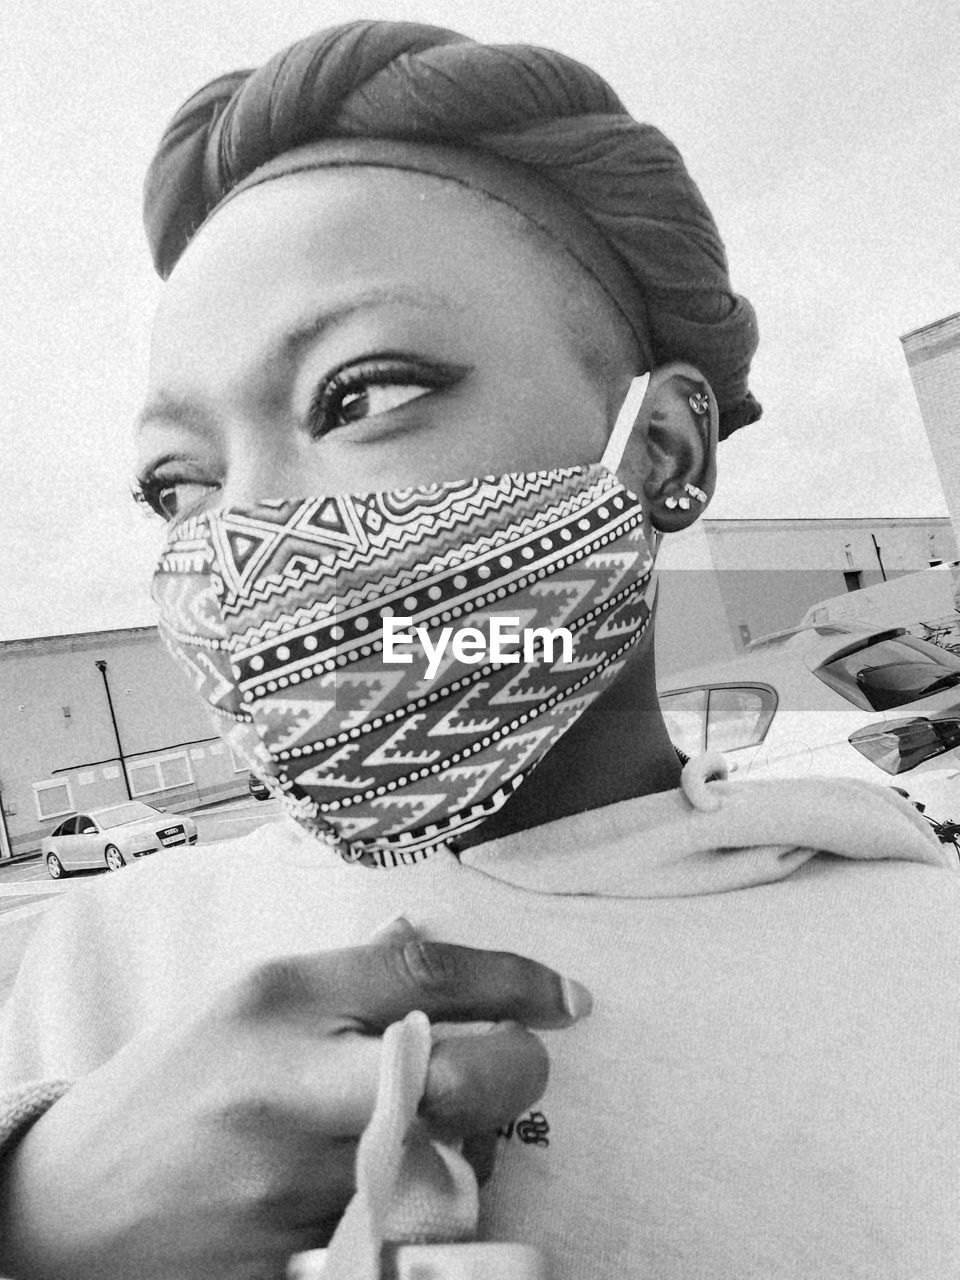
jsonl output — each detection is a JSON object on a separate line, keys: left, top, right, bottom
{"left": 368, "top": 914, "right": 419, "bottom": 947}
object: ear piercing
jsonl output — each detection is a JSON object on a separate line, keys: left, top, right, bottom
{"left": 688, "top": 391, "right": 710, "bottom": 415}
{"left": 665, "top": 483, "right": 708, "bottom": 511}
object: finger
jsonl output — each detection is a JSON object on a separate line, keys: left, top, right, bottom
{"left": 367, "top": 915, "right": 418, "bottom": 946}
{"left": 421, "top": 1026, "right": 549, "bottom": 1136}
{"left": 296, "top": 942, "right": 592, "bottom": 1032}
{"left": 294, "top": 1025, "right": 548, "bottom": 1141}
{"left": 461, "top": 1131, "right": 499, "bottom": 1186}
{"left": 278, "top": 1135, "right": 359, "bottom": 1231}
{"left": 294, "top": 1034, "right": 383, "bottom": 1137}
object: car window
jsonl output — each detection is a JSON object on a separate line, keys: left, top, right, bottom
{"left": 51, "top": 818, "right": 73, "bottom": 837}
{"left": 816, "top": 637, "right": 960, "bottom": 712}
{"left": 849, "top": 716, "right": 960, "bottom": 775}
{"left": 706, "top": 686, "right": 775, "bottom": 753}
{"left": 76, "top": 816, "right": 97, "bottom": 834}
{"left": 660, "top": 688, "right": 708, "bottom": 756}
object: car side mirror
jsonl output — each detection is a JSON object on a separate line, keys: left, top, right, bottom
{"left": 849, "top": 716, "right": 960, "bottom": 775}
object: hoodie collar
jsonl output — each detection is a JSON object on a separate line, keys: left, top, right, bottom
{"left": 457, "top": 754, "right": 954, "bottom": 898}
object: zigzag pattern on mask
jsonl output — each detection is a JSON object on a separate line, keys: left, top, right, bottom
{"left": 261, "top": 575, "right": 647, "bottom": 762}
{"left": 277, "top": 588, "right": 650, "bottom": 798}
{"left": 230, "top": 490, "right": 640, "bottom": 691}
{"left": 154, "top": 466, "right": 656, "bottom": 864}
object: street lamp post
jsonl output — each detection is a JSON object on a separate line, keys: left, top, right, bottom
{"left": 0, "top": 787, "right": 11, "bottom": 861}
{"left": 871, "top": 533, "right": 888, "bottom": 583}
{"left": 94, "top": 659, "right": 132, "bottom": 800}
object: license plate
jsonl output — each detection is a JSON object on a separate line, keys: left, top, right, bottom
{"left": 160, "top": 836, "right": 186, "bottom": 847}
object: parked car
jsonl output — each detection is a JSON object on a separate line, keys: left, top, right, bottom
{"left": 659, "top": 625, "right": 960, "bottom": 820}
{"left": 248, "top": 772, "right": 271, "bottom": 801}
{"left": 41, "top": 801, "right": 198, "bottom": 879}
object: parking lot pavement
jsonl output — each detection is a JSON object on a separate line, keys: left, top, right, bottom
{"left": 193, "top": 798, "right": 282, "bottom": 845}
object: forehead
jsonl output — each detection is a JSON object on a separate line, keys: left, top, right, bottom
{"left": 152, "top": 167, "right": 562, "bottom": 344}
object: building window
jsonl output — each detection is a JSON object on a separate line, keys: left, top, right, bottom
{"left": 128, "top": 753, "right": 193, "bottom": 798}
{"left": 229, "top": 745, "right": 250, "bottom": 773}
{"left": 33, "top": 780, "right": 74, "bottom": 822}
{"left": 843, "top": 570, "right": 862, "bottom": 592}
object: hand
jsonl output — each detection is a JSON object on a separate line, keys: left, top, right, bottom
{"left": 0, "top": 921, "right": 591, "bottom": 1280}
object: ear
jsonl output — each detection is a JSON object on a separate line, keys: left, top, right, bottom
{"left": 613, "top": 362, "right": 718, "bottom": 532}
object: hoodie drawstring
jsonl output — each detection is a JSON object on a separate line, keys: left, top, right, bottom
{"left": 680, "top": 752, "right": 730, "bottom": 813}
{"left": 289, "top": 1011, "right": 547, "bottom": 1279}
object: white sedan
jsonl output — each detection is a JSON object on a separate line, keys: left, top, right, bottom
{"left": 41, "top": 802, "right": 198, "bottom": 878}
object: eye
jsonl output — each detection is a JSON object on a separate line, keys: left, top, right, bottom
{"left": 308, "top": 356, "right": 468, "bottom": 439}
{"left": 337, "top": 382, "right": 431, "bottom": 425}
{"left": 133, "top": 476, "right": 220, "bottom": 523}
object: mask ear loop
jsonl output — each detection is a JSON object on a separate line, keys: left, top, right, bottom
{"left": 600, "top": 372, "right": 650, "bottom": 474}
{"left": 600, "top": 372, "right": 663, "bottom": 558}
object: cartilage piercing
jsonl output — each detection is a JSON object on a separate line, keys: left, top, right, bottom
{"left": 688, "top": 391, "right": 710, "bottom": 415}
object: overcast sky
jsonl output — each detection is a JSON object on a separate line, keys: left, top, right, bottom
{"left": 2, "top": 0, "right": 958, "bottom": 641}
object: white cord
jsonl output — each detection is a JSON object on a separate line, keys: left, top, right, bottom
{"left": 600, "top": 372, "right": 650, "bottom": 474}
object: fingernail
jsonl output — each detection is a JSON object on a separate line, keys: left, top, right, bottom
{"left": 369, "top": 914, "right": 417, "bottom": 944}
{"left": 561, "top": 977, "right": 593, "bottom": 1021}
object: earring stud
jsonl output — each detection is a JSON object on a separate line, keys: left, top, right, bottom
{"left": 665, "top": 484, "right": 707, "bottom": 512}
{"left": 688, "top": 391, "right": 710, "bottom": 415}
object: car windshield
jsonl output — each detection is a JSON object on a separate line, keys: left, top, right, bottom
{"left": 95, "top": 802, "right": 162, "bottom": 829}
{"left": 818, "top": 639, "right": 960, "bottom": 712}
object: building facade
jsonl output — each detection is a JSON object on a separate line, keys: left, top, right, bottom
{"left": 902, "top": 313, "right": 960, "bottom": 550}
{"left": 0, "top": 628, "right": 249, "bottom": 859}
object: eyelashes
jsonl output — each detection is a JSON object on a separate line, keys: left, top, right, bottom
{"left": 134, "top": 353, "right": 470, "bottom": 521}
{"left": 131, "top": 482, "right": 159, "bottom": 515}
{"left": 307, "top": 355, "right": 469, "bottom": 439}
{"left": 131, "top": 475, "right": 219, "bottom": 522}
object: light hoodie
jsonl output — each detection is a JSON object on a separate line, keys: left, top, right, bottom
{"left": 2, "top": 760, "right": 960, "bottom": 1278}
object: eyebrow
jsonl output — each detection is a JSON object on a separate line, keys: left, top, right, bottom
{"left": 135, "top": 285, "right": 461, "bottom": 434}
{"left": 135, "top": 395, "right": 214, "bottom": 436}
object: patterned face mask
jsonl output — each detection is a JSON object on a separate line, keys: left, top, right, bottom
{"left": 152, "top": 378, "right": 658, "bottom": 866}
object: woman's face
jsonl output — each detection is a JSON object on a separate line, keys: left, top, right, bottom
{"left": 136, "top": 167, "right": 626, "bottom": 521}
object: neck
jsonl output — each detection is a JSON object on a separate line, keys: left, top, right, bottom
{"left": 454, "top": 628, "right": 681, "bottom": 851}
